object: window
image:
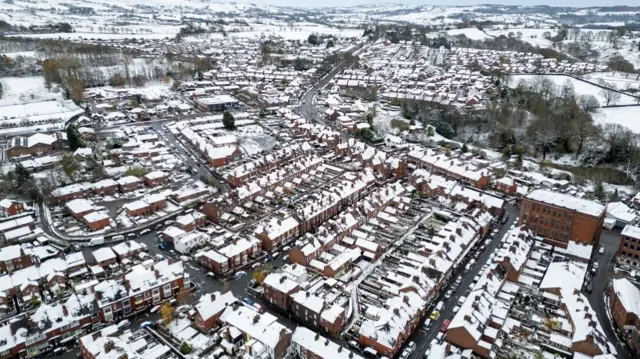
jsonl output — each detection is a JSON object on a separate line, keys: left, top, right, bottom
{"left": 163, "top": 283, "right": 172, "bottom": 297}
{"left": 153, "top": 288, "right": 161, "bottom": 303}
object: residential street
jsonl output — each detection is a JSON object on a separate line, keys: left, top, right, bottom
{"left": 408, "top": 203, "right": 520, "bottom": 359}
{"left": 587, "top": 227, "right": 632, "bottom": 359}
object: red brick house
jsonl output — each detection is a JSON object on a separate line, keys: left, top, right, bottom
{"left": 92, "top": 179, "right": 119, "bottom": 196}
{"left": 84, "top": 212, "right": 110, "bottom": 231}
{"left": 0, "top": 199, "right": 25, "bottom": 217}
{"left": 194, "top": 291, "right": 238, "bottom": 332}
{"left": 176, "top": 212, "right": 207, "bottom": 231}
{"left": 195, "top": 250, "right": 229, "bottom": 276}
{"left": 0, "top": 245, "right": 34, "bottom": 274}
{"left": 144, "top": 171, "right": 168, "bottom": 187}
{"left": 66, "top": 198, "right": 95, "bottom": 220}
{"left": 117, "top": 176, "right": 143, "bottom": 193}
{"left": 95, "top": 261, "right": 186, "bottom": 322}
{"left": 262, "top": 272, "right": 299, "bottom": 311}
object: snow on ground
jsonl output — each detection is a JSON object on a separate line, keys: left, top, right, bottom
{"left": 509, "top": 74, "right": 640, "bottom": 106}
{"left": 592, "top": 106, "right": 640, "bottom": 134}
{"left": 219, "top": 23, "right": 362, "bottom": 40}
{"left": 10, "top": 32, "right": 177, "bottom": 40}
{"left": 0, "top": 76, "right": 62, "bottom": 106}
{"left": 445, "top": 28, "right": 490, "bottom": 41}
{"left": 583, "top": 72, "right": 640, "bottom": 94}
{"left": 485, "top": 28, "right": 554, "bottom": 48}
{"left": 3, "top": 51, "right": 41, "bottom": 59}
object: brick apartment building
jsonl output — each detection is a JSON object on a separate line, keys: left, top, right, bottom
{"left": 519, "top": 189, "right": 605, "bottom": 249}
{"left": 609, "top": 278, "right": 640, "bottom": 357}
{"left": 617, "top": 224, "right": 640, "bottom": 269}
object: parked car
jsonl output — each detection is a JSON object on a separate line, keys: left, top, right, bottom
{"left": 429, "top": 310, "right": 440, "bottom": 320}
{"left": 207, "top": 272, "right": 215, "bottom": 278}
{"left": 444, "top": 290, "right": 453, "bottom": 299}
{"left": 599, "top": 247, "right": 605, "bottom": 254}
{"left": 235, "top": 271, "right": 247, "bottom": 279}
{"left": 117, "top": 320, "right": 131, "bottom": 328}
{"left": 501, "top": 216, "right": 509, "bottom": 224}
{"left": 243, "top": 297, "right": 254, "bottom": 306}
{"left": 440, "top": 319, "right": 451, "bottom": 333}
{"left": 140, "top": 321, "right": 155, "bottom": 329}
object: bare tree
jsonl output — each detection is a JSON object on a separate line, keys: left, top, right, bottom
{"left": 577, "top": 94, "right": 600, "bottom": 113}
{"left": 599, "top": 82, "right": 621, "bottom": 106}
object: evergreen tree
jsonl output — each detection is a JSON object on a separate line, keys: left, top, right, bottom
{"left": 66, "top": 124, "right": 83, "bottom": 150}
{"left": 594, "top": 181, "right": 605, "bottom": 202}
{"left": 223, "top": 111, "right": 235, "bottom": 130}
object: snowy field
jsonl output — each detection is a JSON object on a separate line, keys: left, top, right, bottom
{"left": 584, "top": 72, "right": 640, "bottom": 93}
{"left": 0, "top": 77, "right": 62, "bottom": 106}
{"left": 485, "top": 28, "right": 554, "bottom": 48}
{"left": 445, "top": 28, "right": 490, "bottom": 41}
{"left": 10, "top": 32, "right": 178, "bottom": 40}
{"left": 217, "top": 23, "right": 362, "bottom": 40}
{"left": 509, "top": 74, "right": 640, "bottom": 106}
{"left": 593, "top": 106, "right": 640, "bottom": 134}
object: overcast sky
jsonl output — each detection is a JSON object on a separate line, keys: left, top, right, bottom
{"left": 245, "top": 0, "right": 640, "bottom": 7}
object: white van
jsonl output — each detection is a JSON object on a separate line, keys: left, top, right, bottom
{"left": 458, "top": 296, "right": 467, "bottom": 305}
{"left": 87, "top": 237, "right": 105, "bottom": 246}
{"left": 434, "top": 301, "right": 444, "bottom": 311}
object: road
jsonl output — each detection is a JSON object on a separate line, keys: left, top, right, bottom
{"left": 408, "top": 203, "right": 520, "bottom": 359}
{"left": 586, "top": 227, "right": 633, "bottom": 359}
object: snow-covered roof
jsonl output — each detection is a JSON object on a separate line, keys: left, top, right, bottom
{"left": 83, "top": 211, "right": 109, "bottom": 223}
{"left": 526, "top": 189, "right": 605, "bottom": 217}
{"left": 220, "top": 305, "right": 291, "bottom": 352}
{"left": 66, "top": 198, "right": 94, "bottom": 214}
{"left": 92, "top": 247, "right": 116, "bottom": 263}
{"left": 539, "top": 261, "right": 587, "bottom": 292}
{"left": 566, "top": 241, "right": 593, "bottom": 261}
{"left": 606, "top": 201, "right": 636, "bottom": 223}
{"left": 195, "top": 291, "right": 237, "bottom": 322}
{"left": 263, "top": 272, "right": 299, "bottom": 293}
{"left": 293, "top": 327, "right": 363, "bottom": 359}
{"left": 612, "top": 278, "right": 640, "bottom": 317}
{"left": 621, "top": 224, "right": 640, "bottom": 239}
